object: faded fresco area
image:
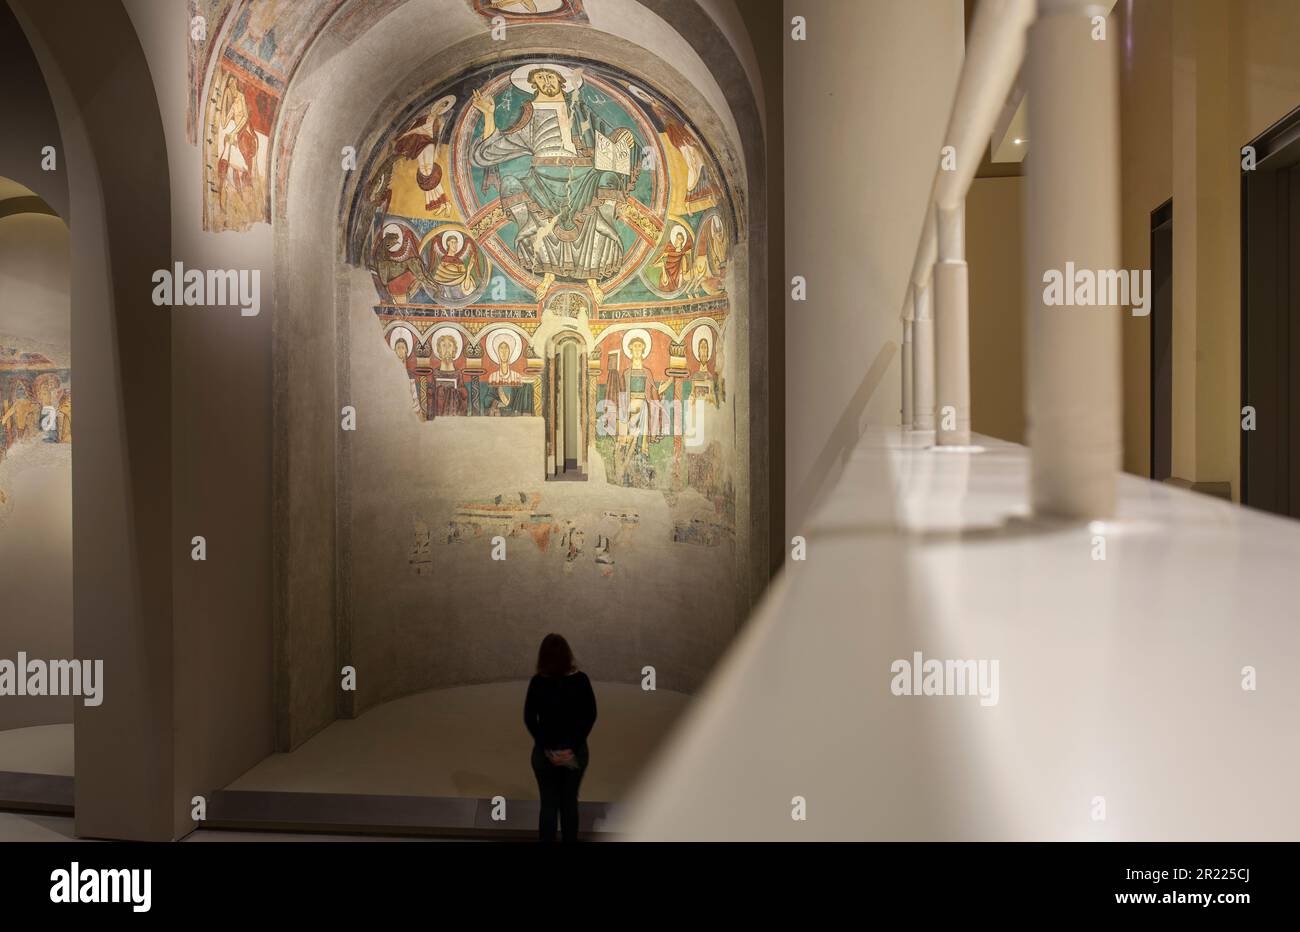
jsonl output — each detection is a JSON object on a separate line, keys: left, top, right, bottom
{"left": 0, "top": 346, "right": 71, "bottom": 519}
{"left": 344, "top": 54, "right": 745, "bottom": 694}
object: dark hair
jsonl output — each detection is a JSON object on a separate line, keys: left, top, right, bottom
{"left": 536, "top": 633, "right": 576, "bottom": 677}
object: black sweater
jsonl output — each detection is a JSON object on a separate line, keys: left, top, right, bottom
{"left": 524, "top": 672, "right": 597, "bottom": 751}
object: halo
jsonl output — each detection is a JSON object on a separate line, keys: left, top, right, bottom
{"left": 404, "top": 95, "right": 456, "bottom": 134}
{"left": 511, "top": 62, "right": 583, "bottom": 94}
{"left": 420, "top": 223, "right": 472, "bottom": 255}
{"left": 483, "top": 328, "right": 523, "bottom": 364}
{"left": 690, "top": 325, "right": 714, "bottom": 360}
{"left": 695, "top": 211, "right": 729, "bottom": 261}
{"left": 666, "top": 222, "right": 691, "bottom": 245}
{"left": 387, "top": 325, "right": 417, "bottom": 353}
{"left": 626, "top": 83, "right": 655, "bottom": 105}
{"left": 382, "top": 222, "right": 405, "bottom": 253}
{"left": 429, "top": 326, "right": 464, "bottom": 360}
{"left": 440, "top": 228, "right": 465, "bottom": 252}
{"left": 621, "top": 327, "right": 654, "bottom": 359}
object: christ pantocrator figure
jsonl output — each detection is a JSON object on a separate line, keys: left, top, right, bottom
{"left": 470, "top": 65, "right": 633, "bottom": 305}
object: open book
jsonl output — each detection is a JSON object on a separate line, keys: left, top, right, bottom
{"left": 595, "top": 129, "right": 632, "bottom": 175}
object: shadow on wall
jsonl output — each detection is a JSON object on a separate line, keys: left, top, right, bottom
{"left": 793, "top": 342, "right": 898, "bottom": 528}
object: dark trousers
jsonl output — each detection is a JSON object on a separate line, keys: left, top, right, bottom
{"left": 531, "top": 744, "right": 588, "bottom": 842}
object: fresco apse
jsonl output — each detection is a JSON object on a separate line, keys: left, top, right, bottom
{"left": 337, "top": 53, "right": 747, "bottom": 695}
{"left": 351, "top": 57, "right": 736, "bottom": 502}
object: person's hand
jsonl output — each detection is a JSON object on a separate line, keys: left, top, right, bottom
{"left": 546, "top": 748, "right": 575, "bottom": 765}
{"left": 471, "top": 87, "right": 494, "bottom": 117}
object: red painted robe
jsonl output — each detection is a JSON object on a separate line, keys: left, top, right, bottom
{"left": 657, "top": 239, "right": 692, "bottom": 292}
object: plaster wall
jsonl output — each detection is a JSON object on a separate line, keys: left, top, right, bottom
{"left": 783, "top": 0, "right": 964, "bottom": 531}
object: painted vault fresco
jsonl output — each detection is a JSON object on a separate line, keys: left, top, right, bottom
{"left": 0, "top": 347, "right": 71, "bottom": 513}
{"left": 470, "top": 0, "right": 588, "bottom": 24}
{"left": 200, "top": 0, "right": 348, "bottom": 231}
{"left": 193, "top": 0, "right": 418, "bottom": 229}
{"left": 187, "top": 0, "right": 238, "bottom": 145}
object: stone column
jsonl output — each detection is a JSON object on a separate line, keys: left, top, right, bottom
{"left": 1025, "top": 0, "right": 1121, "bottom": 517}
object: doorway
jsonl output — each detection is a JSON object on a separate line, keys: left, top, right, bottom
{"left": 1150, "top": 198, "right": 1173, "bottom": 481}
{"left": 1241, "top": 106, "right": 1300, "bottom": 519}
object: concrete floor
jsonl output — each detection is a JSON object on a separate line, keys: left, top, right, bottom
{"left": 0, "top": 682, "right": 685, "bottom": 839}
{"left": 0, "top": 812, "right": 80, "bottom": 842}
{"left": 227, "top": 680, "right": 689, "bottom": 802}
{"left": 0, "top": 723, "right": 72, "bottom": 775}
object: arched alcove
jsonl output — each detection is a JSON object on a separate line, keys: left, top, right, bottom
{"left": 543, "top": 329, "right": 589, "bottom": 480}
{"left": 272, "top": 2, "right": 767, "bottom": 750}
{"left": 0, "top": 181, "right": 73, "bottom": 795}
{"left": 8, "top": 0, "right": 175, "bottom": 840}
